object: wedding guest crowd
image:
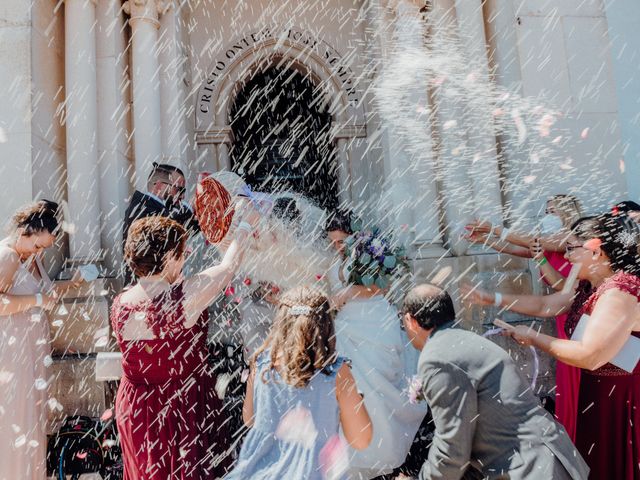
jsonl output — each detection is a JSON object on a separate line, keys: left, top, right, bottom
{"left": 4, "top": 183, "right": 640, "bottom": 480}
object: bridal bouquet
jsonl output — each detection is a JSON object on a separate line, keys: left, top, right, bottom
{"left": 343, "top": 225, "right": 409, "bottom": 289}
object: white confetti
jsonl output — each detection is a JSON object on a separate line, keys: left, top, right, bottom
{"left": 14, "top": 435, "right": 26, "bottom": 448}
{"left": 34, "top": 378, "right": 48, "bottom": 390}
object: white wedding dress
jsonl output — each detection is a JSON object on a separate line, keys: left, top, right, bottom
{"left": 329, "top": 261, "right": 426, "bottom": 479}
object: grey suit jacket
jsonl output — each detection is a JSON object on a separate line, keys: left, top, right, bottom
{"left": 417, "top": 325, "right": 589, "bottom": 480}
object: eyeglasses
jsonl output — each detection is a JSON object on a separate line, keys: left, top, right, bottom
{"left": 565, "top": 244, "right": 584, "bottom": 253}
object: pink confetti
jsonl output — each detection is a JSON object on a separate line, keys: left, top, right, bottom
{"left": 537, "top": 113, "right": 555, "bottom": 137}
{"left": 275, "top": 406, "right": 317, "bottom": 449}
{"left": 319, "top": 435, "right": 349, "bottom": 480}
{"left": 581, "top": 127, "right": 590, "bottom": 139}
{"left": 100, "top": 408, "right": 113, "bottom": 422}
{"left": 76, "top": 451, "right": 88, "bottom": 460}
{"left": 492, "top": 107, "right": 505, "bottom": 117}
{"left": 243, "top": 277, "right": 252, "bottom": 286}
{"left": 224, "top": 286, "right": 235, "bottom": 296}
{"left": 523, "top": 175, "right": 537, "bottom": 184}
{"left": 620, "top": 158, "right": 625, "bottom": 173}
{"left": 511, "top": 109, "right": 527, "bottom": 145}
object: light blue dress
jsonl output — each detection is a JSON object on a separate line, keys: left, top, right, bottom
{"left": 226, "top": 354, "right": 349, "bottom": 480}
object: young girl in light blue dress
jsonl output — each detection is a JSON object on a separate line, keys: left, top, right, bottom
{"left": 225, "top": 286, "right": 372, "bottom": 480}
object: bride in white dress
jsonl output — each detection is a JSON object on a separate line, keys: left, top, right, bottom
{"left": 327, "top": 214, "right": 427, "bottom": 479}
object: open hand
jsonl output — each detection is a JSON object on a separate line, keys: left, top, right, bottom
{"left": 465, "top": 220, "right": 494, "bottom": 235}
{"left": 528, "top": 238, "right": 543, "bottom": 260}
{"left": 504, "top": 325, "right": 535, "bottom": 347}
{"left": 459, "top": 282, "right": 495, "bottom": 306}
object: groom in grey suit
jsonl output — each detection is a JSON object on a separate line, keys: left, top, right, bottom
{"left": 400, "top": 284, "right": 589, "bottom": 480}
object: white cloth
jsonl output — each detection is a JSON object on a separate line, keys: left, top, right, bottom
{"left": 328, "top": 261, "right": 426, "bottom": 479}
{"left": 0, "top": 247, "right": 51, "bottom": 480}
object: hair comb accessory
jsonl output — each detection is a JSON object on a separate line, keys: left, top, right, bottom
{"left": 290, "top": 305, "right": 312, "bottom": 316}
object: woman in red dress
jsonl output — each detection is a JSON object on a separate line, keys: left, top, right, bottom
{"left": 506, "top": 212, "right": 640, "bottom": 479}
{"left": 112, "top": 207, "right": 256, "bottom": 479}
{"left": 465, "top": 194, "right": 584, "bottom": 439}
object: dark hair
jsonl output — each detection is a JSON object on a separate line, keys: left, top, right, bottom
{"left": 12, "top": 200, "right": 59, "bottom": 235}
{"left": 402, "top": 284, "right": 456, "bottom": 330}
{"left": 272, "top": 197, "right": 300, "bottom": 223}
{"left": 614, "top": 201, "right": 640, "bottom": 213}
{"left": 325, "top": 209, "right": 354, "bottom": 234}
{"left": 571, "top": 213, "right": 640, "bottom": 275}
{"left": 147, "top": 163, "right": 184, "bottom": 190}
{"left": 148, "top": 162, "right": 184, "bottom": 180}
{"left": 124, "top": 216, "right": 186, "bottom": 278}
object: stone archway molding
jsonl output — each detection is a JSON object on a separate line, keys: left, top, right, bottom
{"left": 195, "top": 25, "right": 367, "bottom": 134}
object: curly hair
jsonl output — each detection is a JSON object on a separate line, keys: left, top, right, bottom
{"left": 253, "top": 286, "right": 336, "bottom": 388}
{"left": 12, "top": 200, "right": 59, "bottom": 235}
{"left": 124, "top": 216, "right": 186, "bottom": 278}
{"left": 571, "top": 213, "right": 640, "bottom": 275}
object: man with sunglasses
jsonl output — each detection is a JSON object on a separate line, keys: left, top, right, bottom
{"left": 122, "top": 163, "right": 200, "bottom": 281}
{"left": 400, "top": 284, "right": 589, "bottom": 480}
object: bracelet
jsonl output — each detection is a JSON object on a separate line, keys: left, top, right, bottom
{"left": 536, "top": 256, "right": 548, "bottom": 266}
{"left": 499, "top": 227, "right": 510, "bottom": 241}
{"left": 35, "top": 293, "right": 43, "bottom": 307}
{"left": 236, "top": 221, "right": 253, "bottom": 234}
{"left": 493, "top": 292, "right": 503, "bottom": 307}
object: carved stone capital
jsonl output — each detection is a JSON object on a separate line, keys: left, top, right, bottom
{"left": 123, "top": 0, "right": 161, "bottom": 28}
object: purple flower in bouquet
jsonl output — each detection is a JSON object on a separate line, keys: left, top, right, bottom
{"left": 406, "top": 375, "right": 425, "bottom": 405}
{"left": 343, "top": 225, "right": 409, "bottom": 289}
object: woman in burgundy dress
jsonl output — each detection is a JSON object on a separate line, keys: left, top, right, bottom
{"left": 113, "top": 208, "right": 256, "bottom": 479}
{"left": 506, "top": 213, "right": 640, "bottom": 479}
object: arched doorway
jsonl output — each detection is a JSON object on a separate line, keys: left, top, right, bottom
{"left": 229, "top": 66, "right": 338, "bottom": 210}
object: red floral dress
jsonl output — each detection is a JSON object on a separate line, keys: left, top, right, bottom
{"left": 565, "top": 271, "right": 640, "bottom": 479}
{"left": 111, "top": 283, "right": 231, "bottom": 479}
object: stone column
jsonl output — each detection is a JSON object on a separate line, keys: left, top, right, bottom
{"left": 217, "top": 142, "right": 230, "bottom": 171}
{"left": 428, "top": 0, "right": 475, "bottom": 255}
{"left": 453, "top": 0, "right": 503, "bottom": 224}
{"left": 96, "top": 0, "right": 131, "bottom": 271}
{"left": 64, "top": 0, "right": 102, "bottom": 258}
{"left": 158, "top": 0, "right": 187, "bottom": 170}
{"left": 124, "top": 0, "right": 163, "bottom": 189}
{"left": 384, "top": 0, "right": 441, "bottom": 247}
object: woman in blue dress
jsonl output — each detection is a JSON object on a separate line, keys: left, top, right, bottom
{"left": 226, "top": 286, "right": 372, "bottom": 480}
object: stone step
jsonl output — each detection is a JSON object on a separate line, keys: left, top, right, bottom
{"left": 46, "top": 356, "right": 108, "bottom": 436}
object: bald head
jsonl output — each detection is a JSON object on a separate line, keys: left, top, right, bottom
{"left": 402, "top": 283, "right": 456, "bottom": 331}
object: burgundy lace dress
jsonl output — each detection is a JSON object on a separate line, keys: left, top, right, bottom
{"left": 565, "top": 272, "right": 640, "bottom": 479}
{"left": 111, "top": 283, "right": 231, "bottom": 479}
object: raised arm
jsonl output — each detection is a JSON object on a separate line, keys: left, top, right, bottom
{"left": 419, "top": 362, "right": 478, "bottom": 480}
{"left": 466, "top": 220, "right": 567, "bottom": 252}
{"left": 529, "top": 239, "right": 566, "bottom": 291}
{"left": 0, "top": 249, "right": 56, "bottom": 315}
{"left": 459, "top": 282, "right": 575, "bottom": 318}
{"left": 182, "top": 201, "right": 258, "bottom": 324}
{"left": 336, "top": 362, "right": 372, "bottom": 450}
{"left": 509, "top": 288, "right": 640, "bottom": 370}
{"left": 464, "top": 230, "right": 531, "bottom": 258}
{"left": 242, "top": 366, "right": 256, "bottom": 427}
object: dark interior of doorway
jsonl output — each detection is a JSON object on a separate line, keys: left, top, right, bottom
{"left": 229, "top": 66, "right": 338, "bottom": 211}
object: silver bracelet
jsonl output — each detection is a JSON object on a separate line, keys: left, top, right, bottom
{"left": 35, "top": 293, "right": 43, "bottom": 307}
{"left": 493, "top": 292, "right": 503, "bottom": 307}
{"left": 236, "top": 221, "right": 253, "bottom": 234}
